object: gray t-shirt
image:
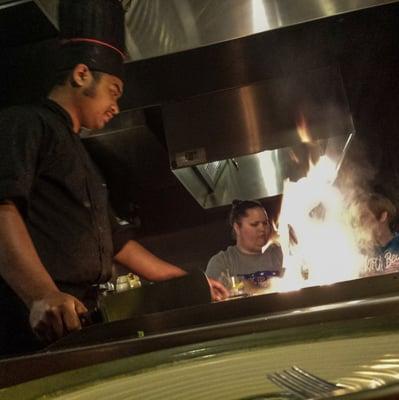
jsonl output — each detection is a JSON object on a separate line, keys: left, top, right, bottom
{"left": 206, "top": 244, "right": 283, "bottom": 281}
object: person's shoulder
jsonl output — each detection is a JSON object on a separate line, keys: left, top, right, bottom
{"left": 389, "top": 234, "right": 399, "bottom": 250}
{"left": 0, "top": 101, "right": 47, "bottom": 113}
{"left": 263, "top": 242, "right": 283, "bottom": 268}
{"left": 268, "top": 242, "right": 281, "bottom": 249}
{"left": 206, "top": 250, "right": 224, "bottom": 277}
{"left": 0, "top": 103, "right": 47, "bottom": 126}
{"left": 0, "top": 104, "right": 30, "bottom": 117}
{"left": 207, "top": 246, "right": 236, "bottom": 267}
{"left": 0, "top": 106, "right": 49, "bottom": 144}
{"left": 208, "top": 248, "right": 227, "bottom": 263}
{"left": 266, "top": 242, "right": 282, "bottom": 254}
{"left": 210, "top": 245, "right": 236, "bottom": 258}
{"left": 224, "top": 245, "right": 239, "bottom": 255}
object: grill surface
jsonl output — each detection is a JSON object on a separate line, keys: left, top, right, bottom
{"left": 1, "top": 273, "right": 399, "bottom": 389}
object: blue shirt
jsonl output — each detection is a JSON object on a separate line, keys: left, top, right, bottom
{"left": 362, "top": 234, "right": 399, "bottom": 276}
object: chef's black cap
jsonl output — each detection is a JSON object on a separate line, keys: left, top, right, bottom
{"left": 57, "top": 0, "right": 126, "bottom": 81}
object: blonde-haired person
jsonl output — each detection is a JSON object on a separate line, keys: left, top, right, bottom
{"left": 352, "top": 192, "right": 399, "bottom": 276}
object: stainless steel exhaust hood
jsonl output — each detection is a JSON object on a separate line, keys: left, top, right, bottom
{"left": 17, "top": 0, "right": 396, "bottom": 211}
{"left": 162, "top": 65, "right": 354, "bottom": 208}
{"left": 120, "top": 0, "right": 397, "bottom": 62}
{"left": 32, "top": 0, "right": 397, "bottom": 62}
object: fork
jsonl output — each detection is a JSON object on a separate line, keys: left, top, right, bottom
{"left": 267, "top": 366, "right": 347, "bottom": 399}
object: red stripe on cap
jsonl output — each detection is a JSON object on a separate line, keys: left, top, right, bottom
{"left": 62, "top": 38, "right": 126, "bottom": 60}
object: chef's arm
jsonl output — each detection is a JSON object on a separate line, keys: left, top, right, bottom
{"left": 0, "top": 201, "right": 87, "bottom": 342}
{"left": 114, "top": 240, "right": 186, "bottom": 281}
{"left": 114, "top": 240, "right": 229, "bottom": 300}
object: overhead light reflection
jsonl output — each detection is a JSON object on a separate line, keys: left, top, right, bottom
{"left": 251, "top": 0, "right": 269, "bottom": 32}
{"left": 257, "top": 150, "right": 280, "bottom": 195}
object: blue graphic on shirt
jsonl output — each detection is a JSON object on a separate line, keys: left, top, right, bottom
{"left": 364, "top": 235, "right": 399, "bottom": 276}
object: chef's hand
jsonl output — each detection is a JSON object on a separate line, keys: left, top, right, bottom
{"left": 29, "top": 291, "right": 88, "bottom": 343}
{"left": 207, "top": 277, "right": 229, "bottom": 301}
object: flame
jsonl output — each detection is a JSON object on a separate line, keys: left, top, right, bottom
{"left": 268, "top": 155, "right": 366, "bottom": 293}
{"left": 296, "top": 112, "right": 312, "bottom": 143}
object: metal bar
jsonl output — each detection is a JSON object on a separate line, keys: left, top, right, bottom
{"left": 0, "top": 0, "right": 31, "bottom": 11}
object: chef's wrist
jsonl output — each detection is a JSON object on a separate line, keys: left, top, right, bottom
{"left": 24, "top": 285, "right": 61, "bottom": 308}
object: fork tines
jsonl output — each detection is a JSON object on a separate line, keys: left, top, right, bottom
{"left": 267, "top": 365, "right": 340, "bottom": 399}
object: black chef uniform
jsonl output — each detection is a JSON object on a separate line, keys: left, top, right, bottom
{"left": 0, "top": 0, "right": 128, "bottom": 356}
{"left": 0, "top": 99, "right": 132, "bottom": 356}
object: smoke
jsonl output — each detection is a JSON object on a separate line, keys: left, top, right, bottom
{"left": 335, "top": 136, "right": 384, "bottom": 258}
{"left": 335, "top": 136, "right": 377, "bottom": 205}
{"left": 346, "top": 199, "right": 378, "bottom": 257}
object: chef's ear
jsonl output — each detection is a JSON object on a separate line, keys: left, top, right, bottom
{"left": 71, "top": 64, "right": 91, "bottom": 87}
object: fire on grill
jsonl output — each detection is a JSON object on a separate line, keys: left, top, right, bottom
{"left": 260, "top": 128, "right": 399, "bottom": 296}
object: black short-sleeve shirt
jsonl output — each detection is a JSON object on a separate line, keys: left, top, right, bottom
{"left": 0, "top": 100, "right": 118, "bottom": 291}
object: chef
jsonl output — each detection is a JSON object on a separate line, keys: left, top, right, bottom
{"left": 0, "top": 0, "right": 227, "bottom": 357}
